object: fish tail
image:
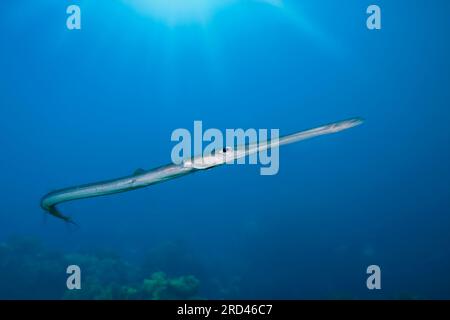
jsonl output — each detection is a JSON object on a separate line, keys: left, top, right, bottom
{"left": 47, "top": 205, "right": 78, "bottom": 227}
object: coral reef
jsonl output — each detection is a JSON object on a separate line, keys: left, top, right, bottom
{"left": 0, "top": 236, "right": 66, "bottom": 299}
{"left": 0, "top": 236, "right": 200, "bottom": 300}
{"left": 142, "top": 271, "right": 200, "bottom": 300}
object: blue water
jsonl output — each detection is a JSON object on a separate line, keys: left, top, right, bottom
{"left": 1, "top": 0, "right": 450, "bottom": 299}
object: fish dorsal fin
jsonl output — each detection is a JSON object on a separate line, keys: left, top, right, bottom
{"left": 134, "top": 168, "right": 146, "bottom": 175}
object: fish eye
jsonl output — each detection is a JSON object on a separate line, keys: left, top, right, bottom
{"left": 222, "top": 147, "right": 227, "bottom": 153}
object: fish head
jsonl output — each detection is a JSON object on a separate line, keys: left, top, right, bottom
{"left": 183, "top": 146, "right": 235, "bottom": 169}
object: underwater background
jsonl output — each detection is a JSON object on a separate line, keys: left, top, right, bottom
{"left": 1, "top": 0, "right": 450, "bottom": 299}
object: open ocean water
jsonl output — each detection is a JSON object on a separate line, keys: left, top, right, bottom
{"left": 0, "top": 0, "right": 450, "bottom": 299}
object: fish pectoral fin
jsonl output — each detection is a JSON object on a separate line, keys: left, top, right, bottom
{"left": 133, "top": 168, "right": 146, "bottom": 175}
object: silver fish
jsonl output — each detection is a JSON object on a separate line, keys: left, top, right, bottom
{"left": 40, "top": 118, "right": 363, "bottom": 224}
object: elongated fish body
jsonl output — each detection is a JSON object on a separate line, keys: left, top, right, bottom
{"left": 41, "top": 118, "right": 363, "bottom": 223}
{"left": 40, "top": 164, "right": 195, "bottom": 209}
{"left": 40, "top": 164, "right": 197, "bottom": 223}
{"left": 234, "top": 118, "right": 363, "bottom": 163}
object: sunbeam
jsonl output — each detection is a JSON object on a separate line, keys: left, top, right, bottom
{"left": 122, "top": 0, "right": 287, "bottom": 26}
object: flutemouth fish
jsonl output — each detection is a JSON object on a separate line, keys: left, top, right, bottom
{"left": 40, "top": 118, "right": 363, "bottom": 224}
